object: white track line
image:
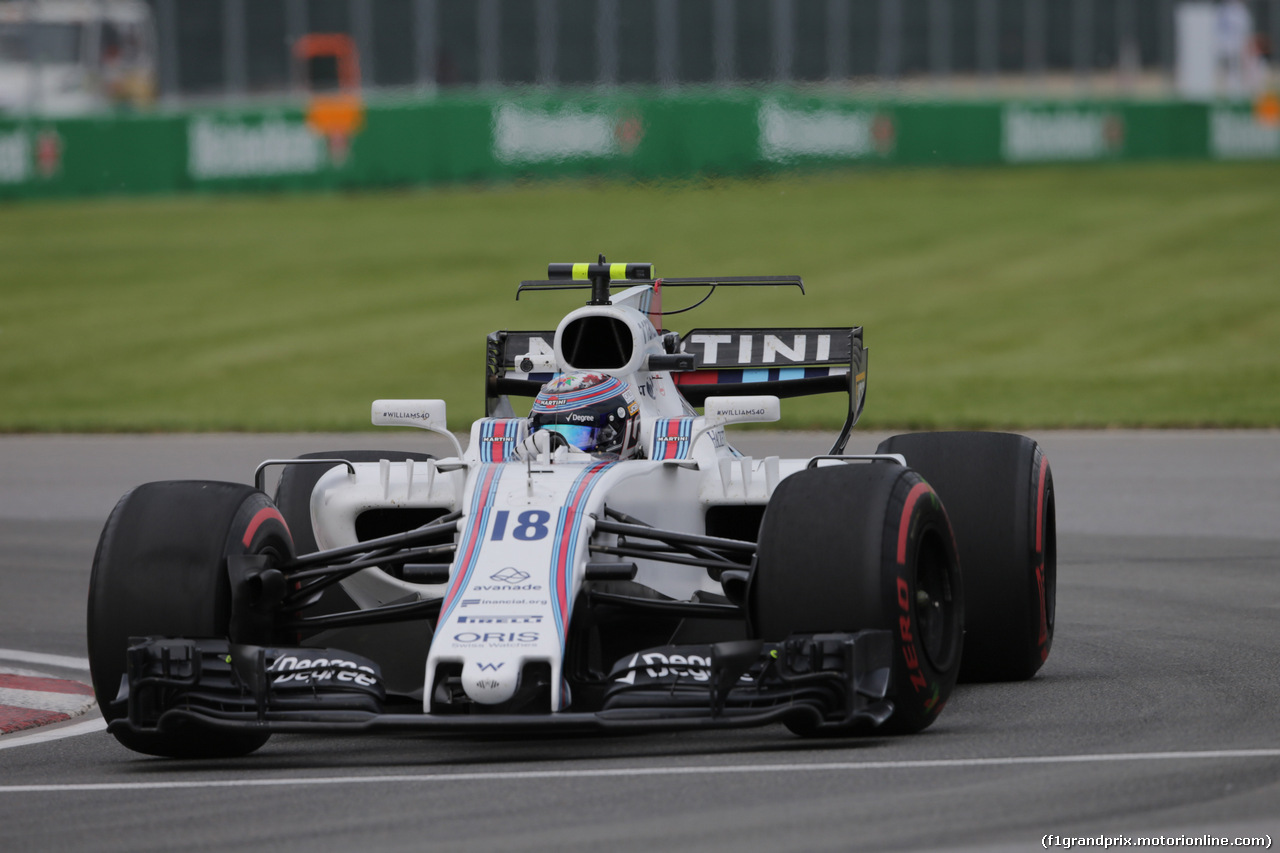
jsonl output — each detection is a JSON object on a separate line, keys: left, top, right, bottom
{"left": 0, "top": 717, "right": 106, "bottom": 752}
{"left": 0, "top": 649, "right": 90, "bottom": 671}
{"left": 2, "top": 748, "right": 1279, "bottom": 794}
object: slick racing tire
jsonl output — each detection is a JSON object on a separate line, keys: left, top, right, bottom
{"left": 87, "top": 481, "right": 294, "bottom": 758}
{"left": 751, "top": 463, "right": 963, "bottom": 736}
{"left": 273, "top": 450, "right": 437, "bottom": 555}
{"left": 875, "top": 432, "right": 1056, "bottom": 682}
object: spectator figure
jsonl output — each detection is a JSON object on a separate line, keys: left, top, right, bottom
{"left": 1217, "top": 0, "right": 1256, "bottom": 96}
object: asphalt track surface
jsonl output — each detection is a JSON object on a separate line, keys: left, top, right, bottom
{"left": 0, "top": 431, "right": 1277, "bottom": 853}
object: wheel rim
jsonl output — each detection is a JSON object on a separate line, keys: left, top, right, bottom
{"left": 915, "top": 528, "right": 959, "bottom": 671}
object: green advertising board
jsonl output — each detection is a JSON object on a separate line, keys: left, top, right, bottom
{"left": 0, "top": 92, "right": 1275, "bottom": 201}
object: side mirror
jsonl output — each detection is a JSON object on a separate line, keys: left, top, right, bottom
{"left": 371, "top": 400, "right": 463, "bottom": 458}
{"left": 690, "top": 395, "right": 781, "bottom": 452}
{"left": 701, "top": 395, "right": 782, "bottom": 428}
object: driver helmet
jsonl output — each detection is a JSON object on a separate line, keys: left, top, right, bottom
{"left": 529, "top": 372, "right": 642, "bottom": 458}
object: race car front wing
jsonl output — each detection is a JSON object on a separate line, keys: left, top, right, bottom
{"left": 106, "top": 631, "right": 894, "bottom": 738}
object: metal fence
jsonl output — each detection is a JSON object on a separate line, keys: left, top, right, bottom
{"left": 150, "top": 0, "right": 1280, "bottom": 99}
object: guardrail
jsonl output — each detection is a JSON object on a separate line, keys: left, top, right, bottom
{"left": 1, "top": 91, "right": 1276, "bottom": 200}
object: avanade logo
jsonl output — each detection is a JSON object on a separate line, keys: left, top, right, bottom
{"left": 473, "top": 567, "right": 541, "bottom": 592}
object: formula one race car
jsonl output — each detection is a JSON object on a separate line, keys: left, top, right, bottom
{"left": 87, "top": 259, "right": 1056, "bottom": 758}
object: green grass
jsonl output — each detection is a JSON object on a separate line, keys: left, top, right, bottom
{"left": 2, "top": 161, "right": 1279, "bottom": 432}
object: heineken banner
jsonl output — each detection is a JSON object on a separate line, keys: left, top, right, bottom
{"left": 0, "top": 93, "right": 1273, "bottom": 200}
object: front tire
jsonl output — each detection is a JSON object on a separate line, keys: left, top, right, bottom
{"left": 86, "top": 481, "right": 294, "bottom": 758}
{"left": 751, "top": 463, "right": 964, "bottom": 735}
{"left": 876, "top": 432, "right": 1056, "bottom": 682}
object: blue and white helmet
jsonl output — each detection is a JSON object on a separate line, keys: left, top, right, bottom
{"left": 530, "top": 372, "right": 642, "bottom": 458}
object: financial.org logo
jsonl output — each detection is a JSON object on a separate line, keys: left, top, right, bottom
{"left": 490, "top": 567, "right": 531, "bottom": 585}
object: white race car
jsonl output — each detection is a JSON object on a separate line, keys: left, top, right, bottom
{"left": 87, "top": 259, "right": 1056, "bottom": 757}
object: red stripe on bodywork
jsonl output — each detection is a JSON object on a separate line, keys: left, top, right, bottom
{"left": 896, "top": 482, "right": 932, "bottom": 565}
{"left": 673, "top": 371, "right": 717, "bottom": 385}
{"left": 242, "top": 507, "right": 288, "bottom": 548}
{"left": 0, "top": 675, "right": 95, "bottom": 695}
{"left": 490, "top": 420, "right": 509, "bottom": 462}
{"left": 647, "top": 280, "right": 663, "bottom": 329}
{"left": 660, "top": 421, "right": 682, "bottom": 460}
{"left": 552, "top": 462, "right": 611, "bottom": 646}
{"left": 554, "top": 473, "right": 592, "bottom": 615}
{"left": 438, "top": 465, "right": 503, "bottom": 619}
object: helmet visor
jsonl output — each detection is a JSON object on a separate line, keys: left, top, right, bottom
{"left": 539, "top": 423, "right": 601, "bottom": 453}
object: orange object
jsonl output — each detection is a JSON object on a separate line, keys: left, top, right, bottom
{"left": 293, "top": 34, "right": 365, "bottom": 140}
{"left": 1255, "top": 92, "right": 1280, "bottom": 128}
{"left": 307, "top": 92, "right": 365, "bottom": 137}
{"left": 293, "top": 34, "right": 362, "bottom": 91}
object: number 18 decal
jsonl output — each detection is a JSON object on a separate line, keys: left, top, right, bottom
{"left": 490, "top": 510, "right": 551, "bottom": 541}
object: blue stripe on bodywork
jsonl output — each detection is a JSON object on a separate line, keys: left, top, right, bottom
{"left": 549, "top": 462, "right": 613, "bottom": 660}
{"left": 436, "top": 464, "right": 504, "bottom": 628}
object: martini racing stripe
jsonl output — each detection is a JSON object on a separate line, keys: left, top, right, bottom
{"left": 479, "top": 418, "right": 524, "bottom": 463}
{"left": 549, "top": 461, "right": 614, "bottom": 692}
{"left": 437, "top": 464, "right": 506, "bottom": 628}
{"left": 674, "top": 365, "right": 849, "bottom": 386}
{"left": 652, "top": 418, "right": 694, "bottom": 461}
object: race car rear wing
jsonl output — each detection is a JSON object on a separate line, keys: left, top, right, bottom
{"left": 485, "top": 326, "right": 868, "bottom": 454}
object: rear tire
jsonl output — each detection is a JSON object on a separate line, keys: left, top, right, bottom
{"left": 751, "top": 463, "right": 963, "bottom": 736}
{"left": 86, "top": 481, "right": 294, "bottom": 758}
{"left": 875, "top": 432, "right": 1056, "bottom": 682}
